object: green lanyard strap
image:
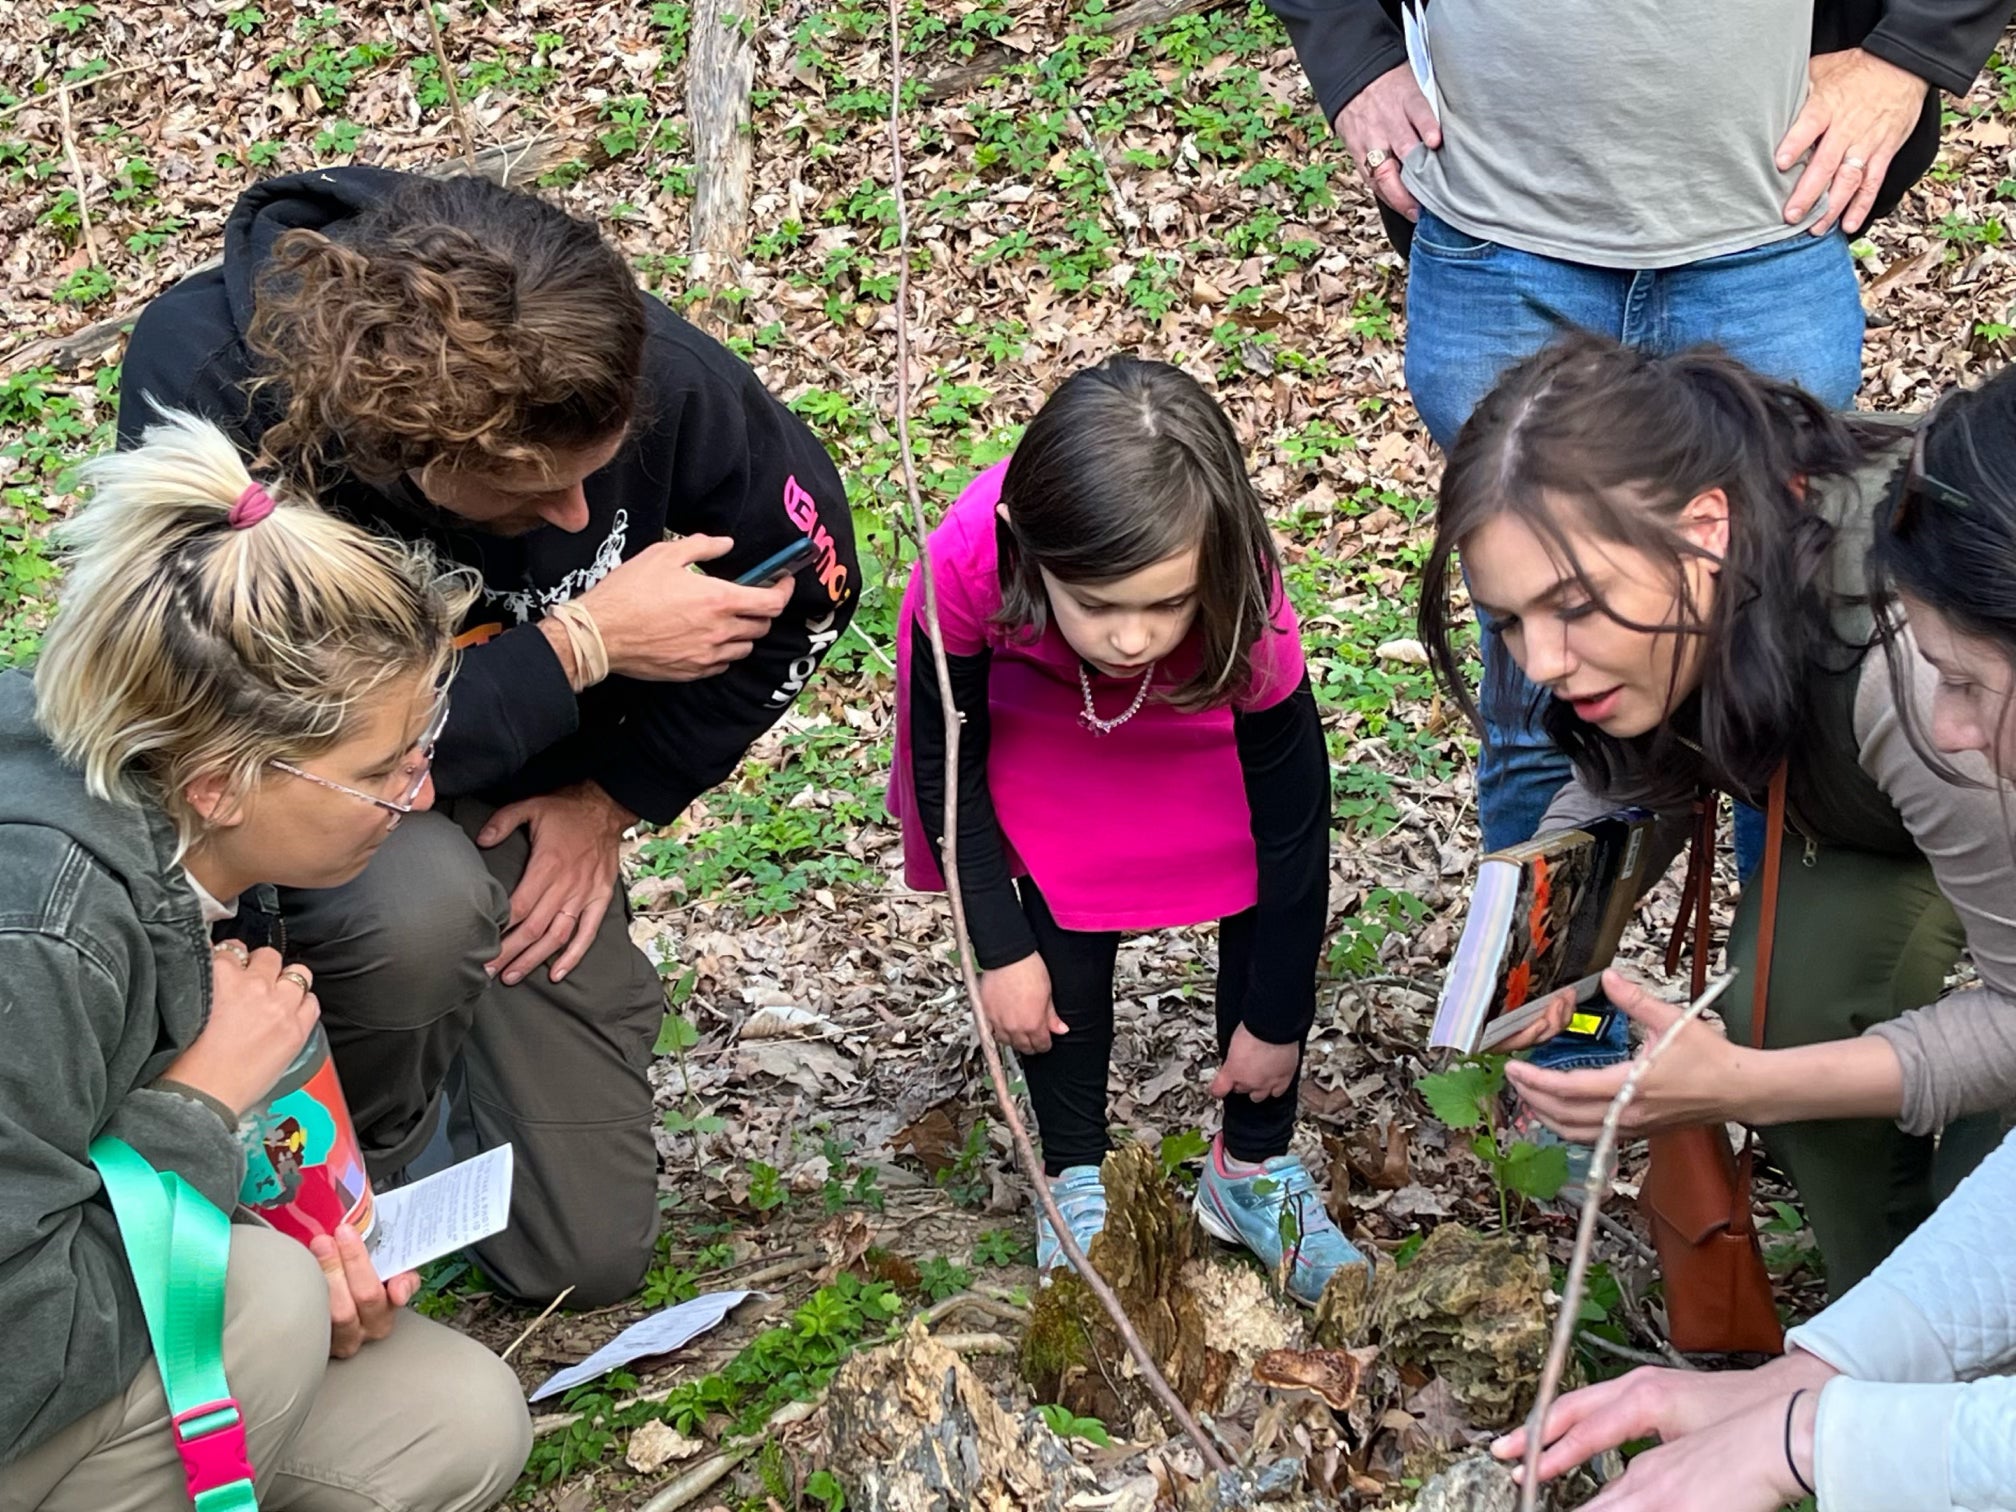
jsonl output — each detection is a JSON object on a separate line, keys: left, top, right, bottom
{"left": 90, "top": 1135, "right": 260, "bottom": 1512}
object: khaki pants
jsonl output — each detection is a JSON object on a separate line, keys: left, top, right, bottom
{"left": 1, "top": 1227, "right": 530, "bottom": 1512}
{"left": 278, "top": 794, "right": 665, "bottom": 1307}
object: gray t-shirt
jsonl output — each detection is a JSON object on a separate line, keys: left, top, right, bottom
{"left": 1400, "top": 0, "right": 1826, "bottom": 269}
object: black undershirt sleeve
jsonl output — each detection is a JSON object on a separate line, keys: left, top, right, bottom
{"left": 907, "top": 619, "right": 1039, "bottom": 970}
{"left": 1230, "top": 674, "right": 1332, "bottom": 1044}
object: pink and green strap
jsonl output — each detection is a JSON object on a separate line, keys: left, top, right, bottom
{"left": 90, "top": 1135, "right": 259, "bottom": 1512}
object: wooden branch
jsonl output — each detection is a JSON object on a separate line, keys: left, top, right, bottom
{"left": 53, "top": 81, "right": 99, "bottom": 269}
{"left": 687, "top": 0, "right": 756, "bottom": 270}
{"left": 633, "top": 1398, "right": 822, "bottom": 1512}
{"left": 882, "top": 0, "right": 1228, "bottom": 1476}
{"left": 917, "top": 0, "right": 1225, "bottom": 102}
{"left": 419, "top": 1, "right": 477, "bottom": 165}
{"left": 1518, "top": 974, "right": 1734, "bottom": 1512}
{"left": 500, "top": 1283, "right": 575, "bottom": 1362}
{"left": 2, "top": 134, "right": 561, "bottom": 377}
{"left": 0, "top": 62, "right": 152, "bottom": 126}
{"left": 1085, "top": 0, "right": 1225, "bottom": 35}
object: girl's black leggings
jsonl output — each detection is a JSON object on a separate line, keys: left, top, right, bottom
{"left": 1014, "top": 879, "right": 1302, "bottom": 1177}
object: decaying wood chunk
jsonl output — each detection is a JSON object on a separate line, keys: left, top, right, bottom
{"left": 1404, "top": 1453, "right": 1520, "bottom": 1512}
{"left": 818, "top": 1317, "right": 1092, "bottom": 1512}
{"left": 1315, "top": 1224, "right": 1551, "bottom": 1429}
{"left": 1020, "top": 1143, "right": 1311, "bottom": 1429}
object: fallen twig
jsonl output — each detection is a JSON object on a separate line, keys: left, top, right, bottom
{"left": 634, "top": 1398, "right": 823, "bottom": 1512}
{"left": 418, "top": 1, "right": 478, "bottom": 165}
{"left": 1066, "top": 108, "right": 1141, "bottom": 246}
{"left": 932, "top": 1331, "right": 1017, "bottom": 1355}
{"left": 501, "top": 1283, "right": 576, "bottom": 1362}
{"left": 918, "top": 1291, "right": 1030, "bottom": 1330}
{"left": 1592, "top": 1209, "right": 1657, "bottom": 1266}
{"left": 1574, "top": 1330, "right": 1688, "bottom": 1372}
{"left": 883, "top": 0, "right": 1227, "bottom": 1475}
{"left": 53, "top": 82, "right": 99, "bottom": 269}
{"left": 0, "top": 62, "right": 152, "bottom": 125}
{"left": 1519, "top": 973, "right": 1733, "bottom": 1511}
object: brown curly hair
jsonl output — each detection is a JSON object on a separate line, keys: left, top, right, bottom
{"left": 246, "top": 175, "right": 645, "bottom": 489}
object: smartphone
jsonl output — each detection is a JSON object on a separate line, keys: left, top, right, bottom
{"left": 735, "top": 537, "right": 817, "bottom": 588}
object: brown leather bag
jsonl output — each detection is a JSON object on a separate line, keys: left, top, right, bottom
{"left": 1635, "top": 764, "right": 1788, "bottom": 1354}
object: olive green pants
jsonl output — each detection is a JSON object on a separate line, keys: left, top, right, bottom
{"left": 1719, "top": 841, "right": 2007, "bottom": 1297}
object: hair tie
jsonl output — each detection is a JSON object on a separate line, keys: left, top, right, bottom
{"left": 229, "top": 481, "right": 276, "bottom": 529}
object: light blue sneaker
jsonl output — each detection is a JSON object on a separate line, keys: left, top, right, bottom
{"left": 1035, "top": 1164, "right": 1109, "bottom": 1280}
{"left": 1194, "top": 1137, "right": 1369, "bottom": 1306}
{"left": 1506, "top": 1097, "right": 1593, "bottom": 1204}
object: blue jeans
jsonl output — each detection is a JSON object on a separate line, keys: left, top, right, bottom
{"left": 1405, "top": 211, "right": 1865, "bottom": 877}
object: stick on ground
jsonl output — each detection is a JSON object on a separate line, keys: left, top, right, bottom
{"left": 419, "top": 1, "right": 478, "bottom": 165}
{"left": 881, "top": 0, "right": 1227, "bottom": 1475}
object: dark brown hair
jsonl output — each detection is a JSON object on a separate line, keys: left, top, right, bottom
{"left": 1871, "top": 368, "right": 2016, "bottom": 780}
{"left": 246, "top": 174, "right": 645, "bottom": 489}
{"left": 995, "top": 356, "right": 1284, "bottom": 711}
{"left": 1417, "top": 332, "right": 1872, "bottom": 808}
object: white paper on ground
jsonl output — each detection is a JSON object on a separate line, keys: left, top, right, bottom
{"left": 529, "top": 1289, "right": 757, "bottom": 1402}
{"left": 368, "top": 1143, "right": 514, "bottom": 1280}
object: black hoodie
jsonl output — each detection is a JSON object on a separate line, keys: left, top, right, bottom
{"left": 115, "top": 167, "right": 858, "bottom": 825}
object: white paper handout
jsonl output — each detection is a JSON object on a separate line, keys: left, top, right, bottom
{"left": 530, "top": 1289, "right": 757, "bottom": 1402}
{"left": 368, "top": 1143, "right": 514, "bottom": 1280}
{"left": 1402, "top": 0, "right": 1440, "bottom": 123}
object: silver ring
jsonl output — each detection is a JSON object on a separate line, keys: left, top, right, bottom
{"left": 281, "top": 968, "right": 312, "bottom": 993}
{"left": 212, "top": 941, "right": 251, "bottom": 966}
{"left": 556, "top": 910, "right": 579, "bottom": 920}
{"left": 1362, "top": 147, "right": 1392, "bottom": 172}
{"left": 1841, "top": 155, "right": 1866, "bottom": 173}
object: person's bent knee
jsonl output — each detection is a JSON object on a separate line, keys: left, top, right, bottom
{"left": 224, "top": 1228, "right": 334, "bottom": 1444}
{"left": 281, "top": 810, "right": 507, "bottom": 1031}
{"left": 413, "top": 1335, "right": 533, "bottom": 1512}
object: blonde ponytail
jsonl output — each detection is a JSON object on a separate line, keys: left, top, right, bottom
{"left": 34, "top": 405, "right": 476, "bottom": 846}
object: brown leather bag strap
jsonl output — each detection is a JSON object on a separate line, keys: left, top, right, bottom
{"left": 1663, "top": 792, "right": 1719, "bottom": 996}
{"left": 1728, "top": 763, "right": 1791, "bottom": 1239}
{"left": 1750, "top": 763, "right": 1789, "bottom": 1050}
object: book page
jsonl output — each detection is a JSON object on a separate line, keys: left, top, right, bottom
{"left": 369, "top": 1144, "right": 514, "bottom": 1280}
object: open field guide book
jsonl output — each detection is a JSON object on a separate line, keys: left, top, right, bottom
{"left": 1430, "top": 809, "right": 1659, "bottom": 1053}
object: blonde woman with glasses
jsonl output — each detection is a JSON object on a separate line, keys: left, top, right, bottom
{"left": 0, "top": 410, "right": 530, "bottom": 1511}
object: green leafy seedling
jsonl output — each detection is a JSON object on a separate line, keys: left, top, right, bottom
{"left": 1158, "top": 1128, "right": 1209, "bottom": 1180}
{"left": 1038, "top": 1403, "right": 1112, "bottom": 1447}
{"left": 972, "top": 1228, "right": 1023, "bottom": 1267}
{"left": 1419, "top": 1057, "right": 1568, "bottom": 1226}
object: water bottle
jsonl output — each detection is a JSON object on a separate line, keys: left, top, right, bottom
{"left": 235, "top": 1022, "right": 378, "bottom": 1248}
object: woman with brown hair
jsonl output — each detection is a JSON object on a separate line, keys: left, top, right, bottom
{"left": 1416, "top": 331, "right": 2016, "bottom": 1295}
{"left": 1489, "top": 362, "right": 2016, "bottom": 1512}
{"left": 116, "top": 168, "right": 857, "bottom": 1304}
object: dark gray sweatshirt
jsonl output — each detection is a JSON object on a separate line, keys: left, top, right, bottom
{"left": 0, "top": 670, "right": 247, "bottom": 1464}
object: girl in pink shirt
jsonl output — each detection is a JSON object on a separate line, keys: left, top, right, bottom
{"left": 893, "top": 356, "right": 1363, "bottom": 1304}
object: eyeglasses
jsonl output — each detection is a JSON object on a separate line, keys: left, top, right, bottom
{"left": 269, "top": 694, "right": 452, "bottom": 823}
{"left": 1889, "top": 421, "right": 1974, "bottom": 537}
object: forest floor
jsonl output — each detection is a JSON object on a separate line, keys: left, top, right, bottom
{"left": 5, "top": 4, "right": 2016, "bottom": 1508}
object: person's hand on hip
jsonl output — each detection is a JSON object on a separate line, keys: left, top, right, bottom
{"left": 1778, "top": 48, "right": 1928, "bottom": 235}
{"left": 1336, "top": 64, "right": 1441, "bottom": 222}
